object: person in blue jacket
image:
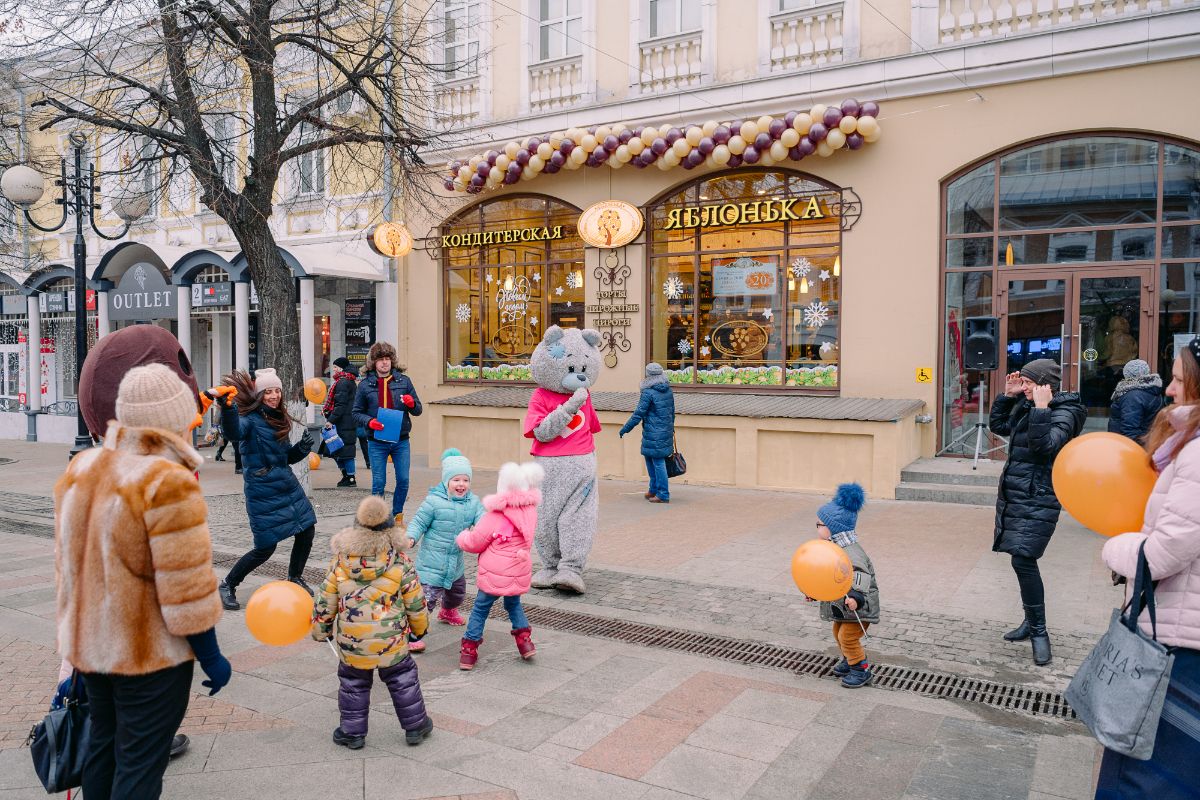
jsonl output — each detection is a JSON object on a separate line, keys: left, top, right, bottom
{"left": 353, "top": 342, "right": 423, "bottom": 524}
{"left": 619, "top": 362, "right": 677, "bottom": 503}
{"left": 216, "top": 368, "right": 318, "bottom": 611}
{"left": 1108, "top": 359, "right": 1165, "bottom": 442}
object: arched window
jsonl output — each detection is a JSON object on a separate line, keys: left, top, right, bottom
{"left": 646, "top": 168, "right": 843, "bottom": 389}
{"left": 940, "top": 134, "right": 1200, "bottom": 451}
{"left": 441, "top": 195, "right": 584, "bottom": 382}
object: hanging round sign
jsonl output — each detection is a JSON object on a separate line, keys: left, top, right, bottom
{"left": 370, "top": 222, "right": 414, "bottom": 257}
{"left": 577, "top": 201, "right": 644, "bottom": 249}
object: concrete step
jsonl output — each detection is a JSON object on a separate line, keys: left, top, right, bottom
{"left": 900, "top": 457, "right": 1004, "bottom": 488}
{"left": 895, "top": 481, "right": 999, "bottom": 506}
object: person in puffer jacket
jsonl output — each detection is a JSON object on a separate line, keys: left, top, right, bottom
{"left": 405, "top": 449, "right": 486, "bottom": 641}
{"left": 311, "top": 496, "right": 433, "bottom": 750}
{"left": 1107, "top": 358, "right": 1164, "bottom": 442}
{"left": 1096, "top": 337, "right": 1200, "bottom": 797}
{"left": 619, "top": 363, "right": 676, "bottom": 503}
{"left": 455, "top": 461, "right": 545, "bottom": 671}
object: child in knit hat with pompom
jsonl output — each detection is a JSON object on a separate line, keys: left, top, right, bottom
{"left": 404, "top": 449, "right": 486, "bottom": 649}
{"left": 812, "top": 483, "right": 881, "bottom": 689}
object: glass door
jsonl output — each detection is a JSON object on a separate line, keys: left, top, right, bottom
{"left": 0, "top": 345, "right": 19, "bottom": 406}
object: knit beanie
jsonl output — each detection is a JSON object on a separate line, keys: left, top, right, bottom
{"left": 816, "top": 483, "right": 866, "bottom": 535}
{"left": 1123, "top": 359, "right": 1152, "bottom": 380}
{"left": 333, "top": 357, "right": 352, "bottom": 371}
{"left": 254, "top": 368, "right": 283, "bottom": 394}
{"left": 646, "top": 362, "right": 664, "bottom": 377}
{"left": 441, "top": 448, "right": 472, "bottom": 484}
{"left": 115, "top": 364, "right": 198, "bottom": 435}
{"left": 1019, "top": 359, "right": 1061, "bottom": 387}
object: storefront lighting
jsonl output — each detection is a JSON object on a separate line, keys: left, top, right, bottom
{"left": 575, "top": 269, "right": 584, "bottom": 289}
{"left": 504, "top": 275, "right": 514, "bottom": 291}
{"left": 788, "top": 276, "right": 795, "bottom": 291}
{"left": 833, "top": 256, "right": 841, "bottom": 277}
{"left": 800, "top": 276, "right": 809, "bottom": 293}
{"left": 1005, "top": 242, "right": 1015, "bottom": 266}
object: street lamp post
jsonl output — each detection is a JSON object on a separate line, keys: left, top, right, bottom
{"left": 1, "top": 131, "right": 146, "bottom": 456}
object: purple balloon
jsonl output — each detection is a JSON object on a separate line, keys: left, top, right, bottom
{"left": 515, "top": 150, "right": 530, "bottom": 165}
{"left": 697, "top": 137, "right": 715, "bottom": 156}
{"left": 754, "top": 133, "right": 772, "bottom": 151}
{"left": 687, "top": 150, "right": 705, "bottom": 168}
{"left": 549, "top": 151, "right": 566, "bottom": 167}
{"left": 784, "top": 111, "right": 798, "bottom": 128}
{"left": 798, "top": 138, "right": 816, "bottom": 156}
{"left": 651, "top": 138, "right": 669, "bottom": 156}
{"left": 840, "top": 98, "right": 860, "bottom": 117}
{"left": 742, "top": 147, "right": 761, "bottom": 164}
{"left": 544, "top": 163, "right": 560, "bottom": 174}
{"left": 846, "top": 132, "right": 865, "bottom": 150}
{"left": 503, "top": 172, "right": 519, "bottom": 185}
{"left": 641, "top": 151, "right": 658, "bottom": 167}
{"left": 485, "top": 150, "right": 499, "bottom": 164}
{"left": 594, "top": 147, "right": 609, "bottom": 163}
{"left": 443, "top": 179, "right": 455, "bottom": 191}
{"left": 860, "top": 101, "right": 880, "bottom": 117}
{"left": 665, "top": 127, "right": 682, "bottom": 144}
{"left": 587, "top": 126, "right": 597, "bottom": 135}
{"left": 603, "top": 135, "right": 619, "bottom": 152}
{"left": 631, "top": 127, "right": 643, "bottom": 139}
{"left": 632, "top": 158, "right": 646, "bottom": 169}
{"left": 469, "top": 174, "right": 485, "bottom": 187}
{"left": 728, "top": 120, "right": 744, "bottom": 135}
{"left": 560, "top": 138, "right": 575, "bottom": 155}
{"left": 727, "top": 154, "right": 743, "bottom": 169}
{"left": 585, "top": 154, "right": 598, "bottom": 168}
{"left": 768, "top": 119, "right": 787, "bottom": 139}
{"left": 682, "top": 159, "right": 696, "bottom": 170}
{"left": 507, "top": 162, "right": 522, "bottom": 176}
{"left": 713, "top": 125, "right": 731, "bottom": 144}
{"left": 808, "top": 123, "right": 828, "bottom": 143}
{"left": 823, "top": 108, "right": 843, "bottom": 128}
{"left": 449, "top": 160, "right": 462, "bottom": 172}
{"left": 526, "top": 137, "right": 541, "bottom": 153}
{"left": 617, "top": 130, "right": 632, "bottom": 144}
{"left": 788, "top": 145, "right": 805, "bottom": 160}
{"left": 476, "top": 162, "right": 491, "bottom": 177}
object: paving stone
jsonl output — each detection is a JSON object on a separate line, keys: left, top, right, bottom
{"left": 641, "top": 743, "right": 770, "bottom": 800}
{"left": 805, "top": 734, "right": 927, "bottom": 800}
{"left": 684, "top": 712, "right": 800, "bottom": 763}
{"left": 363, "top": 755, "right": 507, "bottom": 800}
{"left": 1029, "top": 733, "right": 1102, "bottom": 800}
{"left": 742, "top": 722, "right": 855, "bottom": 800}
{"left": 723, "top": 687, "right": 825, "bottom": 730}
{"left": 902, "top": 717, "right": 1038, "bottom": 800}
{"left": 163, "top": 760, "right": 362, "bottom": 800}
{"left": 477, "top": 707, "right": 576, "bottom": 752}
{"left": 860, "top": 704, "right": 945, "bottom": 747}
{"left": 550, "top": 711, "right": 629, "bottom": 751}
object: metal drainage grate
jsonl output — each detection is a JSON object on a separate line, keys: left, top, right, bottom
{"left": 222, "top": 550, "right": 1076, "bottom": 724}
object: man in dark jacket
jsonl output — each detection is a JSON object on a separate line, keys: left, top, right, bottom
{"left": 619, "top": 363, "right": 676, "bottom": 503}
{"left": 353, "top": 342, "right": 422, "bottom": 524}
{"left": 989, "top": 358, "right": 1086, "bottom": 667}
{"left": 1107, "top": 359, "right": 1164, "bottom": 442}
{"left": 324, "top": 357, "right": 359, "bottom": 487}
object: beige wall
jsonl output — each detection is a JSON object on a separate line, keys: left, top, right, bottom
{"left": 857, "top": 0, "right": 917, "bottom": 60}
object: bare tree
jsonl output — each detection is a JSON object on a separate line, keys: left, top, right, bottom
{"left": 3, "top": 0, "right": 450, "bottom": 390}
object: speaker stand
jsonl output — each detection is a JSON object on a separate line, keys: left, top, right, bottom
{"left": 937, "top": 375, "right": 1007, "bottom": 469}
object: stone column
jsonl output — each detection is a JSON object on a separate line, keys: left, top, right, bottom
{"left": 299, "top": 277, "right": 316, "bottom": 424}
{"left": 25, "top": 294, "right": 41, "bottom": 414}
{"left": 176, "top": 285, "right": 192, "bottom": 358}
{"left": 234, "top": 281, "right": 250, "bottom": 372}
{"left": 96, "top": 290, "right": 110, "bottom": 338}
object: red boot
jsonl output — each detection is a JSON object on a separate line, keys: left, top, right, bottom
{"left": 511, "top": 627, "right": 536, "bottom": 660}
{"left": 459, "top": 637, "right": 480, "bottom": 671}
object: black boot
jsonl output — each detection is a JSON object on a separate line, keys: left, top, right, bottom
{"left": 1003, "top": 615, "right": 1031, "bottom": 642}
{"left": 219, "top": 579, "right": 240, "bottom": 611}
{"left": 1026, "top": 603, "right": 1052, "bottom": 666}
{"left": 289, "top": 575, "right": 314, "bottom": 596}
{"left": 336, "top": 470, "right": 356, "bottom": 488}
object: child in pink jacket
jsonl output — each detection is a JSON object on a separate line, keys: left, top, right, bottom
{"left": 455, "top": 461, "right": 545, "bottom": 670}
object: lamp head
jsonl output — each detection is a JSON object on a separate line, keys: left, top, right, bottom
{"left": 0, "top": 164, "right": 45, "bottom": 208}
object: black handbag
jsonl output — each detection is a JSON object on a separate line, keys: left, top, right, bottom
{"left": 666, "top": 433, "right": 687, "bottom": 478}
{"left": 28, "top": 673, "right": 90, "bottom": 793}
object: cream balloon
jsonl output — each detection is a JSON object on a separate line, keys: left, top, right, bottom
{"left": 578, "top": 134, "right": 595, "bottom": 152}
{"left": 863, "top": 126, "right": 882, "bottom": 143}
{"left": 760, "top": 154, "right": 776, "bottom": 167}
{"left": 685, "top": 126, "right": 703, "bottom": 146}
{"left": 656, "top": 157, "right": 673, "bottom": 171}
{"left": 826, "top": 129, "right": 847, "bottom": 149}
{"left": 453, "top": 178, "right": 465, "bottom": 191}
{"left": 728, "top": 135, "right": 747, "bottom": 155}
{"left": 521, "top": 166, "right": 536, "bottom": 180}
{"left": 504, "top": 142, "right": 520, "bottom": 159}
{"left": 628, "top": 138, "right": 645, "bottom": 155}
{"left": 640, "top": 127, "right": 658, "bottom": 146}
{"left": 609, "top": 157, "right": 624, "bottom": 169}
{"left": 615, "top": 145, "right": 632, "bottom": 163}
{"left": 705, "top": 155, "right": 718, "bottom": 169}
{"left": 816, "top": 141, "right": 834, "bottom": 157}
{"left": 857, "top": 116, "right": 881, "bottom": 139}
{"left": 793, "top": 113, "right": 813, "bottom": 135}
{"left": 537, "top": 142, "right": 553, "bottom": 160}
{"left": 468, "top": 155, "right": 482, "bottom": 168}
{"left": 565, "top": 154, "right": 582, "bottom": 170}
{"left": 739, "top": 121, "right": 759, "bottom": 141}
{"left": 838, "top": 115, "right": 858, "bottom": 135}
{"left": 458, "top": 165, "right": 472, "bottom": 181}
{"left": 570, "top": 147, "right": 588, "bottom": 164}
{"left": 549, "top": 133, "right": 564, "bottom": 148}
{"left": 769, "top": 141, "right": 789, "bottom": 161}
{"left": 595, "top": 125, "right": 611, "bottom": 141}
{"left": 489, "top": 166, "right": 503, "bottom": 182}
{"left": 780, "top": 128, "right": 801, "bottom": 148}
{"left": 495, "top": 154, "right": 511, "bottom": 170}
{"left": 612, "top": 123, "right": 627, "bottom": 134}
{"left": 566, "top": 127, "right": 584, "bottom": 142}
{"left": 528, "top": 155, "right": 545, "bottom": 172}
{"left": 702, "top": 120, "right": 718, "bottom": 137}
{"left": 672, "top": 138, "right": 691, "bottom": 158}
{"left": 665, "top": 149, "right": 683, "bottom": 166}
{"left": 757, "top": 115, "right": 774, "bottom": 131}
{"left": 712, "top": 144, "right": 731, "bottom": 165}
{"left": 809, "top": 104, "right": 827, "bottom": 123}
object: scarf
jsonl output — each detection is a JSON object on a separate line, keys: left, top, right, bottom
{"left": 831, "top": 530, "right": 858, "bottom": 547}
{"left": 1152, "top": 405, "right": 1200, "bottom": 473}
{"left": 1111, "top": 373, "right": 1162, "bottom": 401}
{"left": 323, "top": 372, "right": 354, "bottom": 417}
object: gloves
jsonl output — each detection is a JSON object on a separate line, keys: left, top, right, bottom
{"left": 368, "top": 419, "right": 385, "bottom": 431}
{"left": 401, "top": 394, "right": 415, "bottom": 409}
{"left": 204, "top": 386, "right": 238, "bottom": 408}
{"left": 299, "top": 431, "right": 315, "bottom": 453}
{"left": 186, "top": 628, "right": 231, "bottom": 696}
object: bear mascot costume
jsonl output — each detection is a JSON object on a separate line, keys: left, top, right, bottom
{"left": 524, "top": 325, "right": 603, "bottom": 594}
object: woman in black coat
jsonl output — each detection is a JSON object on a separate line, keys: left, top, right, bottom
{"left": 324, "top": 356, "right": 359, "bottom": 487}
{"left": 989, "top": 358, "right": 1087, "bottom": 667}
{"left": 1107, "top": 358, "right": 1164, "bottom": 442}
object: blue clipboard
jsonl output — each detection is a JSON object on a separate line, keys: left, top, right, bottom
{"left": 376, "top": 407, "right": 406, "bottom": 442}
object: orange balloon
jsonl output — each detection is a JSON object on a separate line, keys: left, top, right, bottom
{"left": 307, "top": 452, "right": 320, "bottom": 470}
{"left": 245, "top": 581, "right": 314, "bottom": 646}
{"left": 791, "top": 539, "right": 854, "bottom": 601}
{"left": 1051, "top": 431, "right": 1157, "bottom": 537}
{"left": 303, "top": 378, "right": 328, "bottom": 405}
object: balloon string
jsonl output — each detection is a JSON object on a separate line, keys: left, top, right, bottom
{"left": 852, "top": 608, "right": 869, "bottom": 638}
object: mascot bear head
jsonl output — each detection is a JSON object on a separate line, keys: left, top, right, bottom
{"left": 530, "top": 326, "right": 603, "bottom": 393}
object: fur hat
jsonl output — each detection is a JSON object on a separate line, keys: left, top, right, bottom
{"left": 440, "top": 448, "right": 472, "bottom": 484}
{"left": 366, "top": 342, "right": 400, "bottom": 374}
{"left": 496, "top": 461, "right": 546, "bottom": 494}
{"left": 817, "top": 483, "right": 866, "bottom": 535}
{"left": 115, "top": 364, "right": 198, "bottom": 435}
{"left": 1020, "top": 359, "right": 1061, "bottom": 387}
{"left": 254, "top": 368, "right": 283, "bottom": 394}
{"left": 1123, "top": 359, "right": 1152, "bottom": 380}
{"left": 356, "top": 496, "right": 394, "bottom": 531}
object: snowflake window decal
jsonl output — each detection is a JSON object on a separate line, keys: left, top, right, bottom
{"left": 485, "top": 273, "right": 494, "bottom": 284}
{"left": 554, "top": 285, "right": 564, "bottom": 296}
{"left": 818, "top": 269, "right": 831, "bottom": 282}
{"left": 454, "top": 303, "right": 471, "bottom": 324}
{"left": 803, "top": 300, "right": 830, "bottom": 329}
{"left": 677, "top": 338, "right": 693, "bottom": 356}
{"left": 762, "top": 308, "right": 774, "bottom": 320}
{"left": 663, "top": 276, "right": 685, "bottom": 301}
{"left": 564, "top": 271, "right": 580, "bottom": 290}
{"left": 530, "top": 315, "right": 539, "bottom": 327}
{"left": 790, "top": 257, "right": 813, "bottom": 279}
{"left": 820, "top": 341, "right": 836, "bottom": 355}
{"left": 532, "top": 272, "right": 541, "bottom": 283}
{"left": 699, "top": 345, "right": 711, "bottom": 357}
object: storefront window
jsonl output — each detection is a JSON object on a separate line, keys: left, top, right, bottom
{"left": 443, "top": 196, "right": 584, "bottom": 383}
{"left": 941, "top": 272, "right": 993, "bottom": 454}
{"left": 648, "top": 169, "right": 842, "bottom": 389}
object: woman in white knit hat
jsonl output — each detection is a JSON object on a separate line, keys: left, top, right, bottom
{"left": 215, "top": 368, "right": 318, "bottom": 610}
{"left": 55, "top": 363, "right": 229, "bottom": 799}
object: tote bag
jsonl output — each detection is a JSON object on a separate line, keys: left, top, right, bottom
{"left": 1065, "top": 542, "right": 1174, "bottom": 760}
{"left": 665, "top": 433, "right": 687, "bottom": 478}
{"left": 29, "top": 672, "right": 90, "bottom": 793}
{"left": 320, "top": 425, "right": 344, "bottom": 454}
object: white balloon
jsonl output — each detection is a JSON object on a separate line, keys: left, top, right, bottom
{"left": 489, "top": 166, "right": 503, "bottom": 182}
{"left": 537, "top": 142, "right": 553, "bottom": 160}
{"left": 826, "top": 129, "right": 847, "bottom": 149}
{"left": 663, "top": 150, "right": 681, "bottom": 167}
{"left": 628, "top": 138, "right": 645, "bottom": 155}
{"left": 468, "top": 155, "right": 483, "bottom": 168}
{"left": 581, "top": 134, "right": 598, "bottom": 152}
{"left": 705, "top": 155, "right": 718, "bottom": 169}
{"left": 609, "top": 157, "right": 624, "bottom": 169}
{"left": 712, "top": 144, "right": 731, "bottom": 165}
{"left": 793, "top": 113, "right": 813, "bottom": 134}
{"left": 495, "top": 154, "right": 511, "bottom": 170}
{"left": 640, "top": 127, "right": 658, "bottom": 146}
{"left": 549, "top": 133, "right": 565, "bottom": 148}
{"left": 780, "top": 128, "right": 800, "bottom": 148}
{"left": 616, "top": 145, "right": 632, "bottom": 163}
{"left": 529, "top": 155, "right": 545, "bottom": 172}
{"left": 863, "top": 126, "right": 882, "bottom": 143}
{"left": 686, "top": 126, "right": 703, "bottom": 146}
{"left": 522, "top": 166, "right": 536, "bottom": 180}
{"left": 757, "top": 115, "right": 774, "bottom": 132}
{"left": 809, "top": 104, "right": 827, "bottom": 123}
{"left": 672, "top": 138, "right": 691, "bottom": 157}
{"left": 739, "top": 121, "right": 758, "bottom": 141}
{"left": 570, "top": 147, "right": 588, "bottom": 164}
{"left": 656, "top": 157, "right": 673, "bottom": 170}
{"left": 702, "top": 120, "right": 718, "bottom": 137}
{"left": 816, "top": 141, "right": 834, "bottom": 157}
{"left": 728, "top": 135, "right": 747, "bottom": 155}
{"left": 595, "top": 125, "right": 612, "bottom": 141}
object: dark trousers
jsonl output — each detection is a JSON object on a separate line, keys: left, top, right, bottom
{"left": 215, "top": 439, "right": 241, "bottom": 470}
{"left": 226, "top": 525, "right": 316, "bottom": 587}
{"left": 423, "top": 575, "right": 467, "bottom": 612}
{"left": 337, "top": 658, "right": 427, "bottom": 736}
{"left": 1011, "top": 555, "right": 1045, "bottom": 606}
{"left": 82, "top": 661, "right": 194, "bottom": 800}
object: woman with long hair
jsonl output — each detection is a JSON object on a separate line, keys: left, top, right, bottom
{"left": 216, "top": 368, "right": 318, "bottom": 611}
{"left": 1096, "top": 338, "right": 1200, "bottom": 797}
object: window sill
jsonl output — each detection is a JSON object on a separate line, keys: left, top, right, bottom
{"left": 639, "top": 28, "right": 703, "bottom": 49}
{"left": 529, "top": 53, "right": 583, "bottom": 70}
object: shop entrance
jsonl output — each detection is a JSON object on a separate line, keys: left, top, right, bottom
{"left": 0, "top": 343, "right": 20, "bottom": 404}
{"left": 999, "top": 268, "right": 1153, "bottom": 431}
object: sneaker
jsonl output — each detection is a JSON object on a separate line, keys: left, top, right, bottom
{"left": 437, "top": 607, "right": 466, "bottom": 626}
{"left": 459, "top": 637, "right": 480, "bottom": 670}
{"left": 218, "top": 580, "right": 240, "bottom": 611}
{"left": 288, "top": 575, "right": 314, "bottom": 596}
{"left": 405, "top": 716, "right": 434, "bottom": 746}
{"left": 332, "top": 727, "right": 365, "bottom": 750}
{"left": 169, "top": 734, "right": 189, "bottom": 758}
{"left": 831, "top": 658, "right": 850, "bottom": 677}
{"left": 336, "top": 474, "right": 357, "bottom": 488}
{"left": 840, "top": 661, "right": 873, "bottom": 689}
{"left": 408, "top": 637, "right": 426, "bottom": 653}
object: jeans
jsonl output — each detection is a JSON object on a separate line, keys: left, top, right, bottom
{"left": 82, "top": 661, "right": 194, "bottom": 800}
{"left": 1011, "top": 555, "right": 1045, "bottom": 606}
{"left": 369, "top": 438, "right": 411, "bottom": 516}
{"left": 645, "top": 456, "right": 670, "bottom": 501}
{"left": 423, "top": 575, "right": 467, "bottom": 612}
{"left": 465, "top": 591, "right": 529, "bottom": 641}
{"left": 226, "top": 525, "right": 316, "bottom": 587}
{"left": 335, "top": 454, "right": 356, "bottom": 476}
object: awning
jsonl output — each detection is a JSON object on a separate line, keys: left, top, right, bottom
{"left": 282, "top": 238, "right": 388, "bottom": 282}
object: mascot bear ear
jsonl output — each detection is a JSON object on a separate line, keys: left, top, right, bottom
{"left": 581, "top": 329, "right": 601, "bottom": 348}
{"left": 542, "top": 325, "right": 565, "bottom": 345}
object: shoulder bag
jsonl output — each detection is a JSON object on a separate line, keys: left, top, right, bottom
{"left": 665, "top": 433, "right": 687, "bottom": 478}
{"left": 28, "top": 671, "right": 90, "bottom": 793}
{"left": 1064, "top": 542, "right": 1174, "bottom": 760}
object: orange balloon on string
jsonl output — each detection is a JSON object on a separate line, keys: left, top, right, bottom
{"left": 791, "top": 539, "right": 854, "bottom": 601}
{"left": 303, "top": 378, "right": 328, "bottom": 404}
{"left": 244, "top": 581, "right": 314, "bottom": 646}
{"left": 307, "top": 452, "right": 320, "bottom": 470}
{"left": 1052, "top": 432, "right": 1157, "bottom": 537}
